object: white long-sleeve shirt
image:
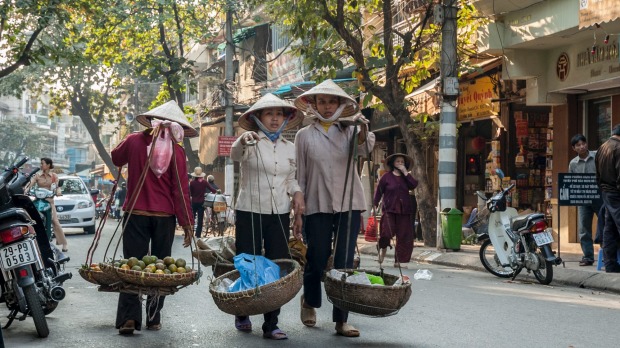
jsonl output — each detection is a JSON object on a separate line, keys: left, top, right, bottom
{"left": 230, "top": 131, "right": 301, "bottom": 214}
{"left": 295, "top": 121, "right": 375, "bottom": 215}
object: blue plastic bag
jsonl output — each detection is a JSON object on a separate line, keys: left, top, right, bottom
{"left": 228, "top": 253, "right": 281, "bottom": 292}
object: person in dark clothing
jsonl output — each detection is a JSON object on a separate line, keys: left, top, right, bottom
{"left": 112, "top": 100, "right": 194, "bottom": 335}
{"left": 595, "top": 124, "right": 620, "bottom": 273}
{"left": 373, "top": 153, "right": 418, "bottom": 268}
{"left": 189, "top": 167, "right": 216, "bottom": 238}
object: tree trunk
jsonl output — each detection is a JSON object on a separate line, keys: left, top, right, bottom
{"left": 184, "top": 138, "right": 200, "bottom": 169}
{"left": 75, "top": 110, "right": 119, "bottom": 180}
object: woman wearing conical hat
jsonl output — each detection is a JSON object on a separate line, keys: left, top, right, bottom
{"left": 294, "top": 79, "right": 375, "bottom": 338}
{"left": 112, "top": 100, "right": 195, "bottom": 335}
{"left": 189, "top": 166, "right": 216, "bottom": 238}
{"left": 229, "top": 93, "right": 305, "bottom": 340}
{"left": 373, "top": 153, "right": 418, "bottom": 268}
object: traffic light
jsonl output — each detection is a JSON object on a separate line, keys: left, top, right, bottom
{"left": 466, "top": 154, "right": 480, "bottom": 175}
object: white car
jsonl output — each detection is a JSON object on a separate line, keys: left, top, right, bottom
{"left": 55, "top": 175, "right": 98, "bottom": 234}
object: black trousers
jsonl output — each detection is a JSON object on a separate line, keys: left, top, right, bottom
{"left": 234, "top": 210, "right": 290, "bottom": 333}
{"left": 115, "top": 214, "right": 176, "bottom": 330}
{"left": 602, "top": 191, "right": 620, "bottom": 271}
{"left": 304, "top": 211, "right": 360, "bottom": 323}
{"left": 191, "top": 202, "right": 205, "bottom": 238}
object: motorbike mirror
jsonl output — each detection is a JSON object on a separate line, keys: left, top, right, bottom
{"left": 51, "top": 183, "right": 57, "bottom": 190}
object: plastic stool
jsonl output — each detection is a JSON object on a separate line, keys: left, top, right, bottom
{"left": 596, "top": 249, "right": 620, "bottom": 271}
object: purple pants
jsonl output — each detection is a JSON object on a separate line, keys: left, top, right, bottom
{"left": 379, "top": 212, "right": 414, "bottom": 263}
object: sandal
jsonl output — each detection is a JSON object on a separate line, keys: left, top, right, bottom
{"left": 147, "top": 323, "right": 161, "bottom": 331}
{"left": 300, "top": 295, "right": 316, "bottom": 327}
{"left": 119, "top": 320, "right": 135, "bottom": 335}
{"left": 234, "top": 316, "right": 252, "bottom": 332}
{"left": 335, "top": 322, "right": 360, "bottom": 337}
{"left": 263, "top": 328, "right": 288, "bottom": 340}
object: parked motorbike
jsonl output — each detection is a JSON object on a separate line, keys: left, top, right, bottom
{"left": 0, "top": 158, "right": 72, "bottom": 338}
{"left": 95, "top": 197, "right": 107, "bottom": 220}
{"left": 476, "top": 183, "right": 562, "bottom": 285}
{"left": 204, "top": 191, "right": 229, "bottom": 237}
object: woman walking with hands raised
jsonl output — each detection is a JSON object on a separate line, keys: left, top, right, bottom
{"left": 229, "top": 93, "right": 305, "bottom": 340}
{"left": 294, "top": 79, "right": 375, "bottom": 338}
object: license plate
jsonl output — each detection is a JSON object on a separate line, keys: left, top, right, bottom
{"left": 533, "top": 230, "right": 554, "bottom": 246}
{"left": 0, "top": 239, "right": 38, "bottom": 270}
{"left": 213, "top": 202, "right": 227, "bottom": 212}
{"left": 58, "top": 214, "right": 70, "bottom": 220}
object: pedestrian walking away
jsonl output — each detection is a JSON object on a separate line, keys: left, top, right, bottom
{"left": 373, "top": 153, "right": 419, "bottom": 268}
{"left": 294, "top": 79, "right": 375, "bottom": 338}
{"left": 111, "top": 100, "right": 194, "bottom": 335}
{"left": 230, "top": 93, "right": 305, "bottom": 340}
{"left": 26, "top": 157, "right": 69, "bottom": 252}
{"left": 595, "top": 124, "right": 620, "bottom": 273}
{"left": 569, "top": 134, "right": 601, "bottom": 266}
{"left": 114, "top": 182, "right": 127, "bottom": 220}
{"left": 189, "top": 166, "right": 215, "bottom": 238}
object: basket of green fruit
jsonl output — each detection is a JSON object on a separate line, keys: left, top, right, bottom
{"left": 100, "top": 255, "right": 200, "bottom": 287}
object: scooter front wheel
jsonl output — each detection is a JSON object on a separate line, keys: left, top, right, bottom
{"left": 479, "top": 239, "right": 513, "bottom": 278}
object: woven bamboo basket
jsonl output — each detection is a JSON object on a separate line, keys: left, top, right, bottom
{"left": 99, "top": 263, "right": 200, "bottom": 287}
{"left": 209, "top": 259, "right": 302, "bottom": 316}
{"left": 82, "top": 264, "right": 123, "bottom": 286}
{"left": 324, "top": 269, "right": 412, "bottom": 317}
{"left": 78, "top": 268, "right": 100, "bottom": 285}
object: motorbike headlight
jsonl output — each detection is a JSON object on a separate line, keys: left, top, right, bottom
{"left": 77, "top": 201, "right": 89, "bottom": 209}
{"left": 34, "top": 189, "right": 48, "bottom": 199}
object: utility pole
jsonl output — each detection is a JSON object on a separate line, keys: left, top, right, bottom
{"left": 224, "top": 3, "right": 234, "bottom": 196}
{"left": 437, "top": 0, "right": 459, "bottom": 249}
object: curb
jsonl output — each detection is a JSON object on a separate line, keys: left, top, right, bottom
{"left": 357, "top": 242, "right": 620, "bottom": 295}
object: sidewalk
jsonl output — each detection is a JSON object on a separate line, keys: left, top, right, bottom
{"left": 356, "top": 236, "right": 620, "bottom": 295}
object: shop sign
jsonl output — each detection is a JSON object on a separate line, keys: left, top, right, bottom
{"left": 457, "top": 76, "right": 499, "bottom": 121}
{"left": 217, "top": 136, "right": 238, "bottom": 156}
{"left": 557, "top": 173, "right": 602, "bottom": 206}
{"left": 579, "top": 0, "right": 620, "bottom": 29}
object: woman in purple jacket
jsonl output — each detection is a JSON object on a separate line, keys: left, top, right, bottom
{"left": 373, "top": 153, "right": 418, "bottom": 268}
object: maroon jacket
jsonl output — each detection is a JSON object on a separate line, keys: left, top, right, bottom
{"left": 373, "top": 171, "right": 418, "bottom": 214}
{"left": 112, "top": 131, "right": 193, "bottom": 227}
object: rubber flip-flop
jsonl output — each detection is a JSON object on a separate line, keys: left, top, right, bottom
{"left": 300, "top": 295, "right": 316, "bottom": 327}
{"left": 234, "top": 317, "right": 252, "bottom": 332}
{"left": 335, "top": 323, "right": 360, "bottom": 337}
{"left": 263, "top": 328, "right": 288, "bottom": 340}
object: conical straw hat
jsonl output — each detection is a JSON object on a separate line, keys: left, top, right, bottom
{"left": 294, "top": 79, "right": 359, "bottom": 118}
{"left": 385, "top": 153, "right": 414, "bottom": 171}
{"left": 238, "top": 93, "right": 303, "bottom": 131}
{"left": 136, "top": 100, "right": 198, "bottom": 138}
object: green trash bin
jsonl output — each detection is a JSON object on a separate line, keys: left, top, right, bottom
{"left": 441, "top": 208, "right": 463, "bottom": 251}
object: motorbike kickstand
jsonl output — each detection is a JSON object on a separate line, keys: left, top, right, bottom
{"left": 511, "top": 267, "right": 522, "bottom": 281}
{"left": 3, "top": 309, "right": 17, "bottom": 328}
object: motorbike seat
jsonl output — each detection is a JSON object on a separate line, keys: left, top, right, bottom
{"left": 511, "top": 213, "right": 545, "bottom": 233}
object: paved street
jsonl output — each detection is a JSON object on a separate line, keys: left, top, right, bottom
{"left": 2, "top": 220, "right": 620, "bottom": 347}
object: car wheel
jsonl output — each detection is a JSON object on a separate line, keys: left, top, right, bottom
{"left": 84, "top": 225, "right": 96, "bottom": 234}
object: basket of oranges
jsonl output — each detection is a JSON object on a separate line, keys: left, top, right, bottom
{"left": 99, "top": 255, "right": 200, "bottom": 288}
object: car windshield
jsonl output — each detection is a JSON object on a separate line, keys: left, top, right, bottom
{"left": 59, "top": 178, "right": 88, "bottom": 195}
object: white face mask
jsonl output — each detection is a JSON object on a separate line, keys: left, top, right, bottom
{"left": 306, "top": 101, "right": 351, "bottom": 122}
